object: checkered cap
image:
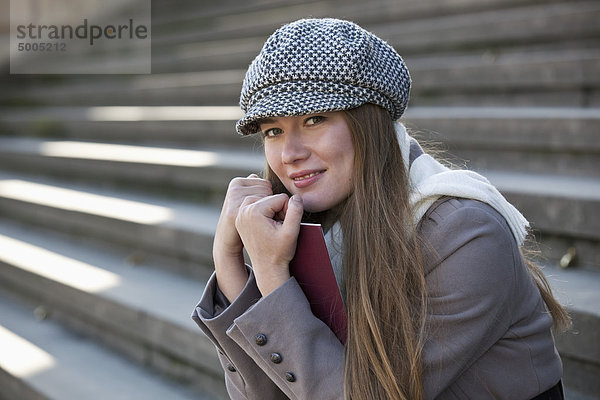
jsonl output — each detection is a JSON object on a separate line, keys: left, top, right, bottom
{"left": 236, "top": 18, "right": 411, "bottom": 135}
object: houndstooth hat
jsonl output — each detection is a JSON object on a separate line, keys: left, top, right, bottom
{"left": 236, "top": 18, "right": 411, "bottom": 135}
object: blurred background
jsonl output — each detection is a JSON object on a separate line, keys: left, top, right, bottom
{"left": 0, "top": 0, "right": 598, "bottom": 399}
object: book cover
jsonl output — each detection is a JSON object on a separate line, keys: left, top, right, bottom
{"left": 289, "top": 223, "right": 348, "bottom": 344}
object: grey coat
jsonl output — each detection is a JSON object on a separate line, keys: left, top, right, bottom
{"left": 192, "top": 197, "right": 562, "bottom": 399}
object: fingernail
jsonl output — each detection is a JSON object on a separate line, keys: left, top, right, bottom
{"left": 291, "top": 195, "right": 302, "bottom": 203}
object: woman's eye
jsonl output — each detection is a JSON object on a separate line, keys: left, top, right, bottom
{"left": 263, "top": 127, "right": 283, "bottom": 137}
{"left": 305, "top": 115, "right": 325, "bottom": 126}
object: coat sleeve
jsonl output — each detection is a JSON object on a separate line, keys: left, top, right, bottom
{"left": 226, "top": 274, "right": 345, "bottom": 400}
{"left": 419, "top": 199, "right": 521, "bottom": 399}
{"left": 192, "top": 266, "right": 345, "bottom": 399}
{"left": 192, "top": 266, "right": 288, "bottom": 399}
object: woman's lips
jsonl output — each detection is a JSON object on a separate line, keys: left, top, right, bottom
{"left": 291, "top": 170, "right": 325, "bottom": 188}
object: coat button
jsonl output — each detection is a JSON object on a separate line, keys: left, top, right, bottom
{"left": 270, "top": 352, "right": 282, "bottom": 364}
{"left": 255, "top": 333, "right": 267, "bottom": 346}
{"left": 226, "top": 363, "right": 236, "bottom": 372}
{"left": 285, "top": 372, "right": 296, "bottom": 382}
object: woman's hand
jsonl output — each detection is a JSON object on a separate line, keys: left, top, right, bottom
{"left": 235, "top": 194, "right": 304, "bottom": 296}
{"left": 213, "top": 174, "right": 273, "bottom": 302}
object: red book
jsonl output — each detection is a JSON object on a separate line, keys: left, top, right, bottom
{"left": 289, "top": 223, "right": 348, "bottom": 344}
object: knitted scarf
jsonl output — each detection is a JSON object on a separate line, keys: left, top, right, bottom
{"left": 395, "top": 122, "right": 529, "bottom": 244}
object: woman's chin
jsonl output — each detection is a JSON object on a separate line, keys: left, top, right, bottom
{"left": 300, "top": 197, "right": 331, "bottom": 214}
{"left": 301, "top": 203, "right": 321, "bottom": 214}
{"left": 295, "top": 192, "right": 349, "bottom": 215}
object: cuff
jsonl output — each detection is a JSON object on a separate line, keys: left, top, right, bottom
{"left": 192, "top": 266, "right": 262, "bottom": 348}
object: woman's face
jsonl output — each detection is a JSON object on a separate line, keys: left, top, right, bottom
{"left": 260, "top": 111, "right": 355, "bottom": 213}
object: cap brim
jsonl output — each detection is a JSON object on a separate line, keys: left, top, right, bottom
{"left": 236, "top": 90, "right": 367, "bottom": 135}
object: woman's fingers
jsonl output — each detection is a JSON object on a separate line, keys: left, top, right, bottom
{"left": 226, "top": 176, "right": 271, "bottom": 198}
{"left": 230, "top": 174, "right": 271, "bottom": 189}
{"left": 226, "top": 175, "right": 273, "bottom": 201}
{"left": 238, "top": 194, "right": 303, "bottom": 229}
{"left": 235, "top": 194, "right": 303, "bottom": 296}
{"left": 235, "top": 194, "right": 304, "bottom": 251}
{"left": 239, "top": 194, "right": 268, "bottom": 209}
{"left": 239, "top": 193, "right": 290, "bottom": 219}
{"left": 214, "top": 175, "right": 272, "bottom": 256}
{"left": 221, "top": 176, "right": 272, "bottom": 217}
{"left": 282, "top": 195, "right": 304, "bottom": 232}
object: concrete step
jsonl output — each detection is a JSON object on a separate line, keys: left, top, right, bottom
{"left": 484, "top": 171, "right": 600, "bottom": 269}
{"left": 6, "top": 1, "right": 327, "bottom": 75}
{"left": 543, "top": 265, "right": 600, "bottom": 398}
{"left": 0, "top": 71, "right": 244, "bottom": 107}
{"left": 9, "top": 48, "right": 151, "bottom": 76}
{"left": 0, "top": 137, "right": 264, "bottom": 201}
{"left": 370, "top": 1, "right": 600, "bottom": 55}
{"left": 1, "top": 104, "right": 598, "bottom": 176}
{"left": 0, "top": 164, "right": 597, "bottom": 270}
{"left": 4, "top": 49, "right": 598, "bottom": 107}
{"left": 409, "top": 49, "right": 600, "bottom": 91}
{"left": 404, "top": 107, "right": 600, "bottom": 178}
{"left": 150, "top": 0, "right": 562, "bottom": 31}
{"left": 565, "top": 389, "right": 600, "bottom": 400}
{"left": 150, "top": 36, "right": 262, "bottom": 74}
{"left": 411, "top": 89, "right": 600, "bottom": 108}
{"left": 0, "top": 106, "right": 253, "bottom": 149}
{"left": 151, "top": 0, "right": 598, "bottom": 52}
{"left": 147, "top": 1, "right": 600, "bottom": 73}
{"left": 0, "top": 291, "right": 211, "bottom": 400}
{"left": 150, "top": 0, "right": 340, "bottom": 47}
{"left": 485, "top": 171, "right": 600, "bottom": 238}
{"left": 0, "top": 172, "right": 221, "bottom": 275}
{"left": 151, "top": 0, "right": 312, "bottom": 29}
{"left": 151, "top": 35, "right": 600, "bottom": 75}
{"left": 0, "top": 129, "right": 598, "bottom": 202}
{"left": 2, "top": 107, "right": 598, "bottom": 172}
{"left": 0, "top": 219, "right": 228, "bottom": 399}
{"left": 0, "top": 218, "right": 598, "bottom": 398}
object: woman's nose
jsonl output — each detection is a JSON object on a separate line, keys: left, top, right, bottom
{"left": 281, "top": 132, "right": 310, "bottom": 164}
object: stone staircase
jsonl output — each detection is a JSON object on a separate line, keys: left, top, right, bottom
{"left": 0, "top": 0, "right": 598, "bottom": 399}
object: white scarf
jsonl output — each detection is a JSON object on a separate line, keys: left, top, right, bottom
{"left": 325, "top": 122, "right": 530, "bottom": 288}
{"left": 395, "top": 121, "right": 529, "bottom": 245}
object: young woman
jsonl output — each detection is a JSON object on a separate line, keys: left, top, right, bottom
{"left": 192, "top": 18, "right": 569, "bottom": 399}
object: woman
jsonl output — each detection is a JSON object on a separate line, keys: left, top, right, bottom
{"left": 192, "top": 18, "right": 569, "bottom": 399}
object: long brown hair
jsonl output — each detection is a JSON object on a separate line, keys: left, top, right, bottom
{"left": 339, "top": 104, "right": 427, "bottom": 399}
{"left": 263, "top": 103, "right": 569, "bottom": 399}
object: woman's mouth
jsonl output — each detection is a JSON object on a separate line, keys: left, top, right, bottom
{"left": 293, "top": 171, "right": 321, "bottom": 180}
{"left": 290, "top": 170, "right": 325, "bottom": 188}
